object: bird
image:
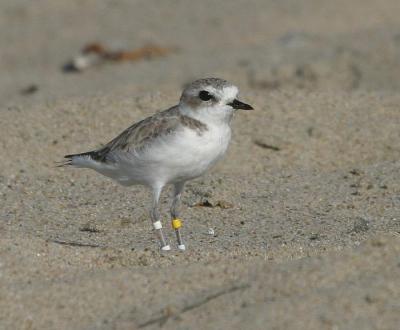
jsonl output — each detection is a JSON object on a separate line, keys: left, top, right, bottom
{"left": 62, "top": 78, "right": 253, "bottom": 251}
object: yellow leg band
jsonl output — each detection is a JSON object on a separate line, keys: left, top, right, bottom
{"left": 172, "top": 218, "right": 182, "bottom": 229}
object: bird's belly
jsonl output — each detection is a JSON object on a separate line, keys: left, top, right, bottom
{"left": 142, "top": 125, "right": 231, "bottom": 184}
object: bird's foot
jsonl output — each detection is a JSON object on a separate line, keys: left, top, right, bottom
{"left": 160, "top": 244, "right": 171, "bottom": 251}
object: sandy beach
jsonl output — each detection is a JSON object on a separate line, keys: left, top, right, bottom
{"left": 1, "top": 1, "right": 400, "bottom": 329}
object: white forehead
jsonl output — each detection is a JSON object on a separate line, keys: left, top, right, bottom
{"left": 206, "top": 85, "right": 238, "bottom": 101}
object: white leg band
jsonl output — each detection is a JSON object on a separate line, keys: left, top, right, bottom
{"left": 153, "top": 221, "right": 162, "bottom": 230}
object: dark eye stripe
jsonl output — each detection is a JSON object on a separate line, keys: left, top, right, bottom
{"left": 199, "top": 90, "right": 213, "bottom": 101}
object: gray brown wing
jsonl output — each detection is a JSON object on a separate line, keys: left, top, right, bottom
{"left": 91, "top": 106, "right": 181, "bottom": 162}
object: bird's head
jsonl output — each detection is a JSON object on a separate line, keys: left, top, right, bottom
{"left": 179, "top": 78, "right": 253, "bottom": 124}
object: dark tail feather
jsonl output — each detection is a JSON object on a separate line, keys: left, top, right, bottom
{"left": 64, "top": 151, "right": 95, "bottom": 159}
{"left": 57, "top": 150, "right": 97, "bottom": 167}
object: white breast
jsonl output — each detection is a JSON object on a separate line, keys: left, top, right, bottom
{"left": 133, "top": 123, "right": 232, "bottom": 186}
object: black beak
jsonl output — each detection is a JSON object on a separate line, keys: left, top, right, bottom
{"left": 228, "top": 99, "right": 254, "bottom": 110}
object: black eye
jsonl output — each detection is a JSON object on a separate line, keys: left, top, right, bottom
{"left": 198, "top": 90, "right": 213, "bottom": 101}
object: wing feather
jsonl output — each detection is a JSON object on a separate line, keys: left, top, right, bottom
{"left": 93, "top": 106, "right": 181, "bottom": 162}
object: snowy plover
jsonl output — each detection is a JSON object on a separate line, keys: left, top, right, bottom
{"left": 62, "top": 78, "right": 253, "bottom": 251}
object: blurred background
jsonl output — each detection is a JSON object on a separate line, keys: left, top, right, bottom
{"left": 2, "top": 0, "right": 400, "bottom": 104}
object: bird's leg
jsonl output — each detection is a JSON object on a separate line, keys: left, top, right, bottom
{"left": 171, "top": 182, "right": 185, "bottom": 251}
{"left": 150, "top": 185, "right": 170, "bottom": 251}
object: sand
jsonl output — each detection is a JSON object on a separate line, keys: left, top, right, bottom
{"left": 1, "top": 1, "right": 400, "bottom": 329}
